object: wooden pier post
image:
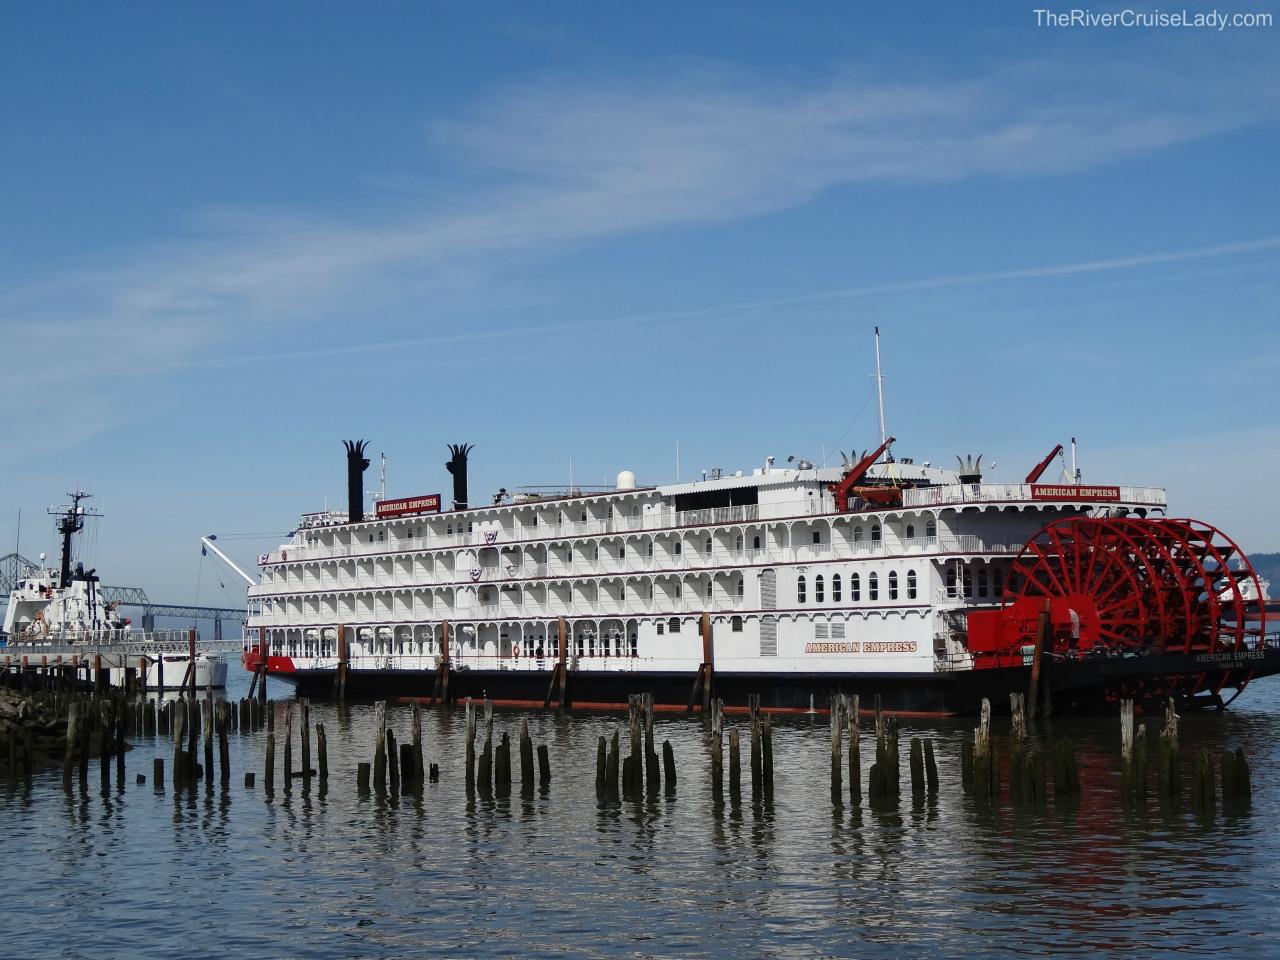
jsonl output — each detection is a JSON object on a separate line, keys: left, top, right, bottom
{"left": 909, "top": 738, "right": 924, "bottom": 799}
{"left": 464, "top": 699, "right": 476, "bottom": 793}
{"left": 1191, "top": 747, "right": 1215, "bottom": 816}
{"left": 411, "top": 700, "right": 424, "bottom": 793}
{"left": 317, "top": 723, "right": 328, "bottom": 783}
{"left": 537, "top": 743, "right": 550, "bottom": 787}
{"left": 356, "top": 762, "right": 370, "bottom": 795}
{"left": 520, "top": 720, "right": 534, "bottom": 790}
{"left": 153, "top": 756, "right": 164, "bottom": 791}
{"left": 218, "top": 701, "right": 230, "bottom": 786}
{"left": 749, "top": 694, "right": 762, "bottom": 800}
{"left": 847, "top": 694, "right": 860, "bottom": 805}
{"left": 1119, "top": 698, "right": 1135, "bottom": 800}
{"left": 373, "top": 701, "right": 387, "bottom": 794}
{"left": 300, "top": 699, "right": 312, "bottom": 789}
{"left": 662, "top": 740, "right": 676, "bottom": 796}
{"left": 496, "top": 731, "right": 511, "bottom": 795}
{"left": 830, "top": 695, "right": 843, "bottom": 805}
{"left": 643, "top": 693, "right": 659, "bottom": 795}
{"left": 1158, "top": 697, "right": 1179, "bottom": 802}
{"left": 924, "top": 738, "right": 939, "bottom": 795}
{"left": 282, "top": 702, "right": 294, "bottom": 794}
{"left": 596, "top": 736, "right": 607, "bottom": 792}
{"left": 1010, "top": 692, "right": 1027, "bottom": 790}
{"left": 710, "top": 698, "right": 723, "bottom": 799}
{"left": 387, "top": 728, "right": 400, "bottom": 794}
{"left": 265, "top": 728, "right": 275, "bottom": 794}
{"left": 63, "top": 701, "right": 78, "bottom": 788}
{"left": 728, "top": 728, "right": 742, "bottom": 804}
{"left": 606, "top": 730, "right": 619, "bottom": 798}
{"left": 1027, "top": 599, "right": 1050, "bottom": 720}
{"left": 203, "top": 698, "right": 214, "bottom": 788}
{"left": 972, "top": 697, "right": 995, "bottom": 801}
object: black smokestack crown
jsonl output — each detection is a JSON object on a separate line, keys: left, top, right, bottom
{"left": 446, "top": 443, "right": 473, "bottom": 511}
{"left": 344, "top": 439, "right": 371, "bottom": 522}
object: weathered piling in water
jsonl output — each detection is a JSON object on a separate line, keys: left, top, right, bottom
{"left": 606, "top": 730, "right": 619, "bottom": 798}
{"left": 153, "top": 756, "right": 164, "bottom": 791}
{"left": 910, "top": 738, "right": 925, "bottom": 799}
{"left": 847, "top": 694, "right": 860, "bottom": 805}
{"left": 478, "top": 699, "right": 494, "bottom": 794}
{"left": 385, "top": 725, "right": 402, "bottom": 793}
{"left": 830, "top": 695, "right": 843, "bottom": 805}
{"left": 1191, "top": 747, "right": 1215, "bottom": 816}
{"left": 1119, "top": 698, "right": 1135, "bottom": 800}
{"left": 749, "top": 694, "right": 762, "bottom": 800}
{"left": 627, "top": 695, "right": 643, "bottom": 796}
{"left": 172, "top": 702, "right": 187, "bottom": 790}
{"left": 520, "top": 720, "right": 534, "bottom": 791}
{"left": 709, "top": 699, "right": 724, "bottom": 799}
{"left": 924, "top": 737, "right": 939, "bottom": 796}
{"left": 1052, "top": 740, "right": 1081, "bottom": 796}
{"left": 63, "top": 701, "right": 78, "bottom": 788}
{"left": 972, "top": 697, "right": 996, "bottom": 802}
{"left": 662, "top": 739, "right": 676, "bottom": 796}
{"left": 1158, "top": 698, "right": 1179, "bottom": 802}
{"left": 595, "top": 735, "right": 607, "bottom": 793}
{"left": 1010, "top": 693, "right": 1027, "bottom": 788}
{"left": 1221, "top": 747, "right": 1251, "bottom": 808}
{"left": 464, "top": 700, "right": 477, "bottom": 793}
{"left": 357, "top": 761, "right": 370, "bottom": 795}
{"left": 315, "top": 722, "right": 328, "bottom": 783}
{"left": 537, "top": 743, "right": 550, "bottom": 787}
{"left": 283, "top": 702, "right": 294, "bottom": 794}
{"left": 496, "top": 731, "right": 511, "bottom": 795}
{"left": 265, "top": 729, "right": 276, "bottom": 793}
{"left": 643, "top": 693, "right": 659, "bottom": 795}
{"left": 868, "top": 697, "right": 900, "bottom": 808}
{"left": 728, "top": 728, "right": 742, "bottom": 804}
{"left": 218, "top": 701, "right": 230, "bottom": 786}
{"left": 203, "top": 698, "right": 214, "bottom": 787}
{"left": 411, "top": 701, "right": 425, "bottom": 794}
{"left": 373, "top": 701, "right": 387, "bottom": 794}
{"left": 300, "top": 699, "right": 312, "bottom": 789}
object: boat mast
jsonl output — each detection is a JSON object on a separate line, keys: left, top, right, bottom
{"left": 51, "top": 489, "right": 96, "bottom": 588}
{"left": 874, "top": 326, "right": 887, "bottom": 445}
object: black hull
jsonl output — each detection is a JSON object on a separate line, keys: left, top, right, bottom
{"left": 265, "top": 646, "right": 1280, "bottom": 716}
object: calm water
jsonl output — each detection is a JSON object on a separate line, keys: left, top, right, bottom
{"left": 4, "top": 673, "right": 1280, "bottom": 959}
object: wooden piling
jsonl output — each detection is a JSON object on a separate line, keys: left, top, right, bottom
{"left": 300, "top": 699, "right": 312, "bottom": 789}
{"left": 709, "top": 698, "right": 723, "bottom": 798}
{"left": 399, "top": 741, "right": 415, "bottom": 792}
{"left": 203, "top": 698, "right": 214, "bottom": 788}
{"left": 465, "top": 699, "right": 477, "bottom": 793}
{"left": 411, "top": 700, "right": 424, "bottom": 793}
{"left": 596, "top": 735, "right": 607, "bottom": 792}
{"left": 847, "top": 694, "right": 860, "bottom": 805}
{"left": 909, "top": 738, "right": 924, "bottom": 798}
{"left": 972, "top": 697, "right": 995, "bottom": 801}
{"left": 520, "top": 720, "right": 534, "bottom": 789}
{"left": 153, "top": 756, "right": 164, "bottom": 791}
{"left": 172, "top": 702, "right": 186, "bottom": 789}
{"left": 317, "top": 723, "right": 328, "bottom": 783}
{"left": 924, "top": 738, "right": 939, "bottom": 795}
{"left": 749, "top": 695, "right": 762, "bottom": 800}
{"left": 357, "top": 761, "right": 370, "bottom": 795}
{"left": 662, "top": 739, "right": 676, "bottom": 795}
{"left": 606, "top": 730, "right": 619, "bottom": 798}
{"left": 643, "top": 693, "right": 659, "bottom": 794}
{"left": 830, "top": 695, "right": 843, "bottom": 805}
{"left": 63, "top": 700, "right": 78, "bottom": 788}
{"left": 537, "top": 743, "right": 550, "bottom": 786}
{"left": 496, "top": 731, "right": 511, "bottom": 794}
{"left": 218, "top": 701, "right": 230, "bottom": 786}
{"left": 1119, "top": 698, "right": 1135, "bottom": 800}
{"left": 728, "top": 728, "right": 741, "bottom": 804}
{"left": 387, "top": 728, "right": 401, "bottom": 794}
{"left": 283, "top": 702, "right": 293, "bottom": 794}
{"left": 1157, "top": 697, "right": 1179, "bottom": 801}
{"left": 265, "top": 730, "right": 275, "bottom": 794}
{"left": 373, "top": 701, "right": 387, "bottom": 794}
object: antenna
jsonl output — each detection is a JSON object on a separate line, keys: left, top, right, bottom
{"left": 874, "top": 326, "right": 887, "bottom": 445}
{"left": 1071, "top": 437, "right": 1081, "bottom": 483}
{"left": 379, "top": 452, "right": 387, "bottom": 502}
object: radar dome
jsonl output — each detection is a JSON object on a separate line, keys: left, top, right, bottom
{"left": 616, "top": 470, "right": 637, "bottom": 491}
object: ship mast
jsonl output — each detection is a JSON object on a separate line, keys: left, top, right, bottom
{"left": 50, "top": 489, "right": 98, "bottom": 589}
{"left": 874, "top": 326, "right": 887, "bottom": 445}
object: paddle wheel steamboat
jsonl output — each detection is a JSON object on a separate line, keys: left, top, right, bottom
{"left": 241, "top": 432, "right": 1278, "bottom": 716}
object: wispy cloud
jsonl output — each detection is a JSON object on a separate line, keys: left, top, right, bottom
{"left": 1, "top": 47, "right": 1275, "bottom": 402}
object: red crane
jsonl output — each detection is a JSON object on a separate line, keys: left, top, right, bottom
{"left": 1024, "top": 443, "right": 1064, "bottom": 484}
{"left": 829, "top": 436, "right": 895, "bottom": 512}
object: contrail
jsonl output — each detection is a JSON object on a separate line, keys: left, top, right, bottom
{"left": 172, "top": 234, "right": 1280, "bottom": 369}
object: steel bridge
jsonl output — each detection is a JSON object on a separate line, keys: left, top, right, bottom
{"left": 0, "top": 553, "right": 246, "bottom": 629}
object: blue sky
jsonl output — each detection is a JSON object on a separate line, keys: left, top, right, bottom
{"left": 1, "top": 2, "right": 1277, "bottom": 605}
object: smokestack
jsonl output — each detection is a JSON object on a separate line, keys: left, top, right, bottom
{"left": 446, "top": 443, "right": 474, "bottom": 511}
{"left": 344, "top": 439, "right": 371, "bottom": 522}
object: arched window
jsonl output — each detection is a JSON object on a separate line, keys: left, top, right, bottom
{"left": 907, "top": 570, "right": 918, "bottom": 600}
{"left": 926, "top": 519, "right": 937, "bottom": 539}
{"left": 705, "top": 537, "right": 713, "bottom": 554}
{"left": 674, "top": 580, "right": 683, "bottom": 599}
{"left": 947, "top": 567, "right": 958, "bottom": 598}
{"left": 735, "top": 534, "right": 744, "bottom": 552}
{"left": 753, "top": 535, "right": 761, "bottom": 550}
{"left": 977, "top": 568, "right": 989, "bottom": 598}
{"left": 854, "top": 525, "right": 864, "bottom": 542}
{"left": 832, "top": 574, "right": 842, "bottom": 602}
{"left": 851, "top": 573, "right": 861, "bottom": 601}
{"left": 888, "top": 570, "right": 899, "bottom": 601}
{"left": 705, "top": 580, "right": 713, "bottom": 599}
{"left": 871, "top": 524, "right": 882, "bottom": 543}
{"left": 797, "top": 575, "right": 807, "bottom": 603}
{"left": 630, "top": 636, "right": 638, "bottom": 658}
{"left": 815, "top": 575, "right": 825, "bottom": 603}
{"left": 674, "top": 540, "right": 682, "bottom": 555}
{"left": 963, "top": 566, "right": 973, "bottom": 598}
{"left": 993, "top": 567, "right": 1005, "bottom": 599}
{"left": 731, "top": 615, "right": 743, "bottom": 632}
{"left": 812, "top": 530, "right": 822, "bottom": 544}
{"left": 647, "top": 540, "right": 654, "bottom": 558}
{"left": 736, "top": 578, "right": 745, "bottom": 598}
{"left": 905, "top": 523, "right": 915, "bottom": 539}
{"left": 869, "top": 572, "right": 879, "bottom": 601}
{"left": 668, "top": 617, "right": 681, "bottom": 633}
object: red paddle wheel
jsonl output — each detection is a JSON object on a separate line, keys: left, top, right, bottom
{"left": 966, "top": 517, "right": 1267, "bottom": 704}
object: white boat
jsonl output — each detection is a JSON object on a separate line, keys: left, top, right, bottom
{"left": 1, "top": 492, "right": 230, "bottom": 689}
